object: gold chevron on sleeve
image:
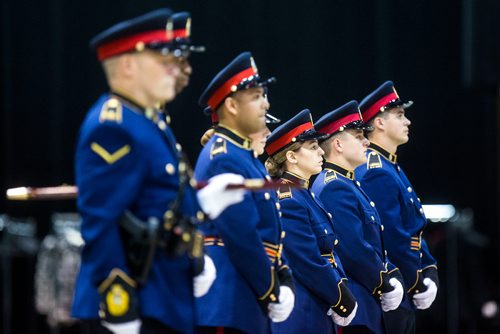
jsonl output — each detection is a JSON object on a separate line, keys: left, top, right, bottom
{"left": 91, "top": 142, "right": 131, "bottom": 164}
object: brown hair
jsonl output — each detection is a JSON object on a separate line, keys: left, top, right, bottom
{"left": 265, "top": 142, "right": 302, "bottom": 178}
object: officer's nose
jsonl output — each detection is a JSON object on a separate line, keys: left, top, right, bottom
{"left": 263, "top": 97, "right": 270, "bottom": 110}
{"left": 182, "top": 59, "right": 192, "bottom": 76}
{"left": 362, "top": 137, "right": 370, "bottom": 147}
{"left": 404, "top": 115, "right": 411, "bottom": 126}
{"left": 318, "top": 146, "right": 325, "bottom": 156}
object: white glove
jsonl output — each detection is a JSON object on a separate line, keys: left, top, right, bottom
{"left": 268, "top": 286, "right": 295, "bottom": 322}
{"left": 102, "top": 319, "right": 141, "bottom": 334}
{"left": 327, "top": 302, "right": 358, "bottom": 327}
{"left": 381, "top": 278, "right": 404, "bottom": 312}
{"left": 412, "top": 278, "right": 438, "bottom": 310}
{"left": 194, "top": 255, "right": 217, "bottom": 297}
{"left": 197, "top": 173, "right": 246, "bottom": 219}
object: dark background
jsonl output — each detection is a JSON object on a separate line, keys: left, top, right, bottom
{"left": 1, "top": 0, "right": 499, "bottom": 333}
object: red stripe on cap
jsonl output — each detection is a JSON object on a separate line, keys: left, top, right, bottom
{"left": 97, "top": 29, "right": 172, "bottom": 61}
{"left": 362, "top": 91, "right": 398, "bottom": 122}
{"left": 266, "top": 122, "right": 313, "bottom": 156}
{"left": 207, "top": 67, "right": 256, "bottom": 111}
{"left": 318, "top": 113, "right": 361, "bottom": 135}
{"left": 173, "top": 28, "right": 187, "bottom": 39}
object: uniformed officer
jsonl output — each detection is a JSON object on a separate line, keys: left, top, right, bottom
{"left": 194, "top": 52, "right": 295, "bottom": 333}
{"left": 355, "top": 81, "right": 439, "bottom": 334}
{"left": 311, "top": 101, "right": 405, "bottom": 334}
{"left": 72, "top": 9, "right": 245, "bottom": 334}
{"left": 263, "top": 109, "right": 358, "bottom": 333}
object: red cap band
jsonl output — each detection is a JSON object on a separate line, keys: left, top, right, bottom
{"left": 97, "top": 29, "right": 172, "bottom": 61}
{"left": 173, "top": 28, "right": 188, "bottom": 39}
{"left": 317, "top": 113, "right": 361, "bottom": 135}
{"left": 266, "top": 122, "right": 313, "bottom": 156}
{"left": 207, "top": 67, "right": 257, "bottom": 111}
{"left": 362, "top": 91, "right": 398, "bottom": 122}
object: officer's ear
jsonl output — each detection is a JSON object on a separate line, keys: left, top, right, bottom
{"left": 285, "top": 150, "right": 298, "bottom": 164}
{"left": 372, "top": 115, "right": 386, "bottom": 131}
{"left": 332, "top": 136, "right": 343, "bottom": 153}
{"left": 223, "top": 96, "right": 239, "bottom": 117}
{"left": 118, "top": 54, "right": 137, "bottom": 78}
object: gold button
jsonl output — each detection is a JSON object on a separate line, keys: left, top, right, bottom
{"left": 253, "top": 151, "right": 258, "bottom": 158}
{"left": 145, "top": 108, "right": 154, "bottom": 119}
{"left": 324, "top": 229, "right": 328, "bottom": 234}
{"left": 165, "top": 163, "right": 175, "bottom": 175}
{"left": 270, "top": 294, "right": 277, "bottom": 302}
{"left": 189, "top": 178, "right": 197, "bottom": 188}
{"left": 166, "top": 115, "right": 171, "bottom": 124}
{"left": 135, "top": 41, "right": 145, "bottom": 51}
{"left": 311, "top": 192, "right": 315, "bottom": 198}
{"left": 196, "top": 211, "right": 205, "bottom": 221}
{"left": 420, "top": 208, "right": 424, "bottom": 214}
{"left": 281, "top": 231, "right": 286, "bottom": 238}
{"left": 356, "top": 181, "right": 361, "bottom": 187}
{"left": 415, "top": 290, "right": 419, "bottom": 294}
{"left": 381, "top": 225, "right": 384, "bottom": 231}
{"left": 385, "top": 250, "right": 388, "bottom": 256}
{"left": 158, "top": 121, "right": 167, "bottom": 130}
{"left": 178, "top": 161, "right": 186, "bottom": 173}
{"left": 407, "top": 187, "right": 413, "bottom": 193}
{"left": 176, "top": 143, "right": 182, "bottom": 152}
{"left": 397, "top": 166, "right": 401, "bottom": 171}
{"left": 371, "top": 216, "right": 375, "bottom": 221}
{"left": 264, "top": 192, "right": 270, "bottom": 200}
{"left": 216, "top": 138, "right": 223, "bottom": 143}
{"left": 279, "top": 212, "right": 282, "bottom": 217}
{"left": 275, "top": 203, "right": 281, "bottom": 210}
{"left": 420, "top": 253, "right": 423, "bottom": 258}
{"left": 266, "top": 175, "right": 271, "bottom": 181}
{"left": 334, "top": 239, "right": 339, "bottom": 245}
{"left": 370, "top": 201, "right": 375, "bottom": 207}
{"left": 417, "top": 197, "right": 421, "bottom": 202}
{"left": 164, "top": 210, "right": 174, "bottom": 220}
{"left": 328, "top": 212, "right": 333, "bottom": 219}
{"left": 410, "top": 198, "right": 414, "bottom": 203}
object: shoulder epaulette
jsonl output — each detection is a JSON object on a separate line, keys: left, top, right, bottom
{"left": 99, "top": 98, "right": 123, "bottom": 123}
{"left": 324, "top": 170, "right": 337, "bottom": 184}
{"left": 210, "top": 137, "right": 227, "bottom": 159}
{"left": 278, "top": 184, "right": 292, "bottom": 200}
{"left": 367, "top": 151, "right": 382, "bottom": 169}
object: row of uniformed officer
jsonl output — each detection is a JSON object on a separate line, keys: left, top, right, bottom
{"left": 259, "top": 83, "right": 439, "bottom": 334}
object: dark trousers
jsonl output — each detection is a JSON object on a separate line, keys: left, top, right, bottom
{"left": 80, "top": 318, "right": 181, "bottom": 334}
{"left": 383, "top": 306, "right": 416, "bottom": 334}
{"left": 197, "top": 326, "right": 247, "bottom": 334}
{"left": 341, "top": 325, "right": 375, "bottom": 334}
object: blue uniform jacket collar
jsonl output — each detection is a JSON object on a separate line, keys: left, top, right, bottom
{"left": 111, "top": 91, "right": 169, "bottom": 125}
{"left": 281, "top": 171, "right": 309, "bottom": 189}
{"left": 214, "top": 125, "right": 252, "bottom": 150}
{"left": 369, "top": 142, "right": 398, "bottom": 164}
{"left": 323, "top": 161, "right": 354, "bottom": 180}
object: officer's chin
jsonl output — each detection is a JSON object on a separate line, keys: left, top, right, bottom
{"left": 161, "top": 88, "right": 178, "bottom": 104}
{"left": 400, "top": 134, "right": 410, "bottom": 145}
